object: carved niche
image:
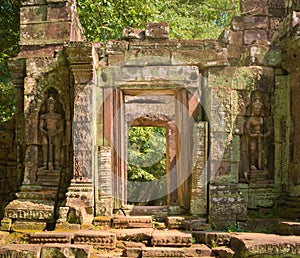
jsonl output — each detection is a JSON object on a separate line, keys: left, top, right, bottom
{"left": 240, "top": 90, "right": 273, "bottom": 179}
{"left": 38, "top": 88, "right": 66, "bottom": 171}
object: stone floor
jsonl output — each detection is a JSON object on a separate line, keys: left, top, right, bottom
{"left": 1, "top": 217, "right": 300, "bottom": 257}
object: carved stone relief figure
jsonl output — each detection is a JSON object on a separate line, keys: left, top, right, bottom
{"left": 244, "top": 92, "right": 271, "bottom": 172}
{"left": 39, "top": 96, "right": 64, "bottom": 170}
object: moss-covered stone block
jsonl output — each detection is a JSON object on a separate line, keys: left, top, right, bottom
{"left": 40, "top": 244, "right": 91, "bottom": 258}
{"left": 208, "top": 66, "right": 274, "bottom": 91}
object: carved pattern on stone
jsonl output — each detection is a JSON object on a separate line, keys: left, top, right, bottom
{"left": 73, "top": 84, "right": 94, "bottom": 181}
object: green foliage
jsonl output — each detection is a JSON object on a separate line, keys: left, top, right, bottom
{"left": 77, "top": 0, "right": 240, "bottom": 41}
{"left": 127, "top": 126, "right": 166, "bottom": 182}
{"left": 0, "top": 0, "right": 19, "bottom": 122}
{"left": 0, "top": 0, "right": 240, "bottom": 122}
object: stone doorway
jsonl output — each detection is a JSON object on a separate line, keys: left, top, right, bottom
{"left": 97, "top": 83, "right": 208, "bottom": 216}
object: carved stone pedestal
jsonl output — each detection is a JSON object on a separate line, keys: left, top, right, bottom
{"left": 2, "top": 199, "right": 55, "bottom": 231}
{"left": 65, "top": 180, "right": 94, "bottom": 226}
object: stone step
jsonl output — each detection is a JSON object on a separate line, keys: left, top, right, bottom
{"left": 142, "top": 247, "right": 186, "bottom": 257}
{"left": 151, "top": 230, "right": 192, "bottom": 247}
{"left": 41, "top": 244, "right": 91, "bottom": 257}
{"left": 112, "top": 216, "right": 152, "bottom": 229}
{"left": 193, "top": 231, "right": 231, "bottom": 246}
{"left": 130, "top": 205, "right": 170, "bottom": 216}
{"left": 165, "top": 216, "right": 208, "bottom": 230}
{"left": 212, "top": 246, "right": 235, "bottom": 258}
{"left": 16, "top": 191, "right": 57, "bottom": 201}
{"left": 0, "top": 244, "right": 91, "bottom": 258}
{"left": 29, "top": 232, "right": 73, "bottom": 244}
{"left": 130, "top": 205, "right": 187, "bottom": 216}
{"left": 277, "top": 221, "right": 300, "bottom": 235}
{"left": 74, "top": 230, "right": 116, "bottom": 249}
{"left": 116, "top": 228, "right": 153, "bottom": 242}
{"left": 285, "top": 196, "right": 300, "bottom": 208}
{"left": 237, "top": 218, "right": 280, "bottom": 234}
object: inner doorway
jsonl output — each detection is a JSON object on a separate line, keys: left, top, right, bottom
{"left": 127, "top": 126, "right": 167, "bottom": 206}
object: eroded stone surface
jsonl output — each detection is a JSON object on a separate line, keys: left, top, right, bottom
{"left": 116, "top": 228, "right": 153, "bottom": 242}
{"left": 151, "top": 230, "right": 192, "bottom": 247}
{"left": 74, "top": 230, "right": 116, "bottom": 249}
{"left": 193, "top": 231, "right": 231, "bottom": 246}
{"left": 165, "top": 216, "right": 185, "bottom": 229}
{"left": 184, "top": 244, "right": 212, "bottom": 257}
{"left": 29, "top": 232, "right": 73, "bottom": 244}
{"left": 0, "top": 244, "right": 41, "bottom": 258}
{"left": 112, "top": 216, "right": 152, "bottom": 229}
{"left": 230, "top": 232, "right": 300, "bottom": 256}
{"left": 142, "top": 247, "right": 186, "bottom": 257}
{"left": 277, "top": 221, "right": 300, "bottom": 235}
{"left": 212, "top": 246, "right": 235, "bottom": 258}
{"left": 41, "top": 244, "right": 91, "bottom": 258}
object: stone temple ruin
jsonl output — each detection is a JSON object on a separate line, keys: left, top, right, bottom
{"left": 2, "top": 0, "right": 300, "bottom": 256}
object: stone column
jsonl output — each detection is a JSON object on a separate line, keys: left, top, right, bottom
{"left": 176, "top": 89, "right": 192, "bottom": 209}
{"left": 65, "top": 43, "right": 97, "bottom": 225}
{"left": 96, "top": 146, "right": 114, "bottom": 216}
{"left": 8, "top": 58, "right": 26, "bottom": 186}
{"left": 190, "top": 122, "right": 208, "bottom": 216}
{"left": 166, "top": 120, "right": 178, "bottom": 206}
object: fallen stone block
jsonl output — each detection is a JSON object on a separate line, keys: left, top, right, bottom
{"left": 151, "top": 230, "right": 192, "bottom": 247}
{"left": 93, "top": 216, "right": 112, "bottom": 228}
{"left": 165, "top": 216, "right": 185, "bottom": 229}
{"left": 116, "top": 228, "right": 153, "bottom": 242}
{"left": 193, "top": 231, "right": 231, "bottom": 246}
{"left": 142, "top": 247, "right": 185, "bottom": 257}
{"left": 112, "top": 216, "right": 152, "bottom": 229}
{"left": 230, "top": 232, "right": 300, "bottom": 256}
{"left": 29, "top": 232, "right": 73, "bottom": 244}
{"left": 122, "top": 242, "right": 145, "bottom": 258}
{"left": 183, "top": 218, "right": 208, "bottom": 231}
{"left": 184, "top": 244, "right": 212, "bottom": 257}
{"left": 41, "top": 244, "right": 91, "bottom": 258}
{"left": 0, "top": 244, "right": 41, "bottom": 258}
{"left": 277, "top": 221, "right": 300, "bottom": 235}
{"left": 0, "top": 218, "right": 12, "bottom": 231}
{"left": 0, "top": 231, "right": 9, "bottom": 244}
{"left": 212, "top": 246, "right": 235, "bottom": 258}
{"left": 74, "top": 230, "right": 116, "bottom": 249}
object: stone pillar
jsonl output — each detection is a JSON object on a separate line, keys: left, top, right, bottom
{"left": 8, "top": 58, "right": 26, "bottom": 186}
{"left": 96, "top": 146, "right": 114, "bottom": 216}
{"left": 176, "top": 89, "right": 192, "bottom": 210}
{"left": 65, "top": 43, "right": 97, "bottom": 225}
{"left": 166, "top": 120, "right": 177, "bottom": 206}
{"left": 190, "top": 122, "right": 208, "bottom": 216}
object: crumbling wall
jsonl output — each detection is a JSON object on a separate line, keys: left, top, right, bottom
{"left": 0, "top": 119, "right": 18, "bottom": 219}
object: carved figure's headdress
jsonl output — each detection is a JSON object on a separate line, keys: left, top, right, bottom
{"left": 251, "top": 99, "right": 263, "bottom": 116}
{"left": 47, "top": 97, "right": 55, "bottom": 105}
